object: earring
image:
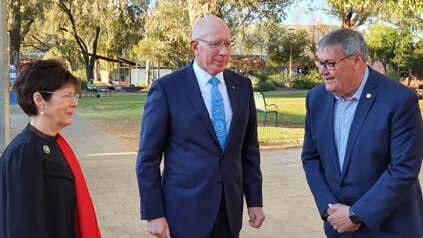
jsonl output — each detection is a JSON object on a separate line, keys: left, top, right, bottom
{"left": 40, "top": 107, "right": 45, "bottom": 115}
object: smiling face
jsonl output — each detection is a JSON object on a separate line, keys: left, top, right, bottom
{"left": 316, "top": 45, "right": 363, "bottom": 98}
{"left": 33, "top": 84, "right": 78, "bottom": 135}
{"left": 191, "top": 16, "right": 231, "bottom": 76}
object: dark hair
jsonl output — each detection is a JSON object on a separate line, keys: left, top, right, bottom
{"left": 318, "top": 29, "right": 369, "bottom": 62}
{"left": 13, "top": 59, "right": 80, "bottom": 116}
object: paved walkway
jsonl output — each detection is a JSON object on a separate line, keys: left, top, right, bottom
{"left": 9, "top": 105, "right": 421, "bottom": 238}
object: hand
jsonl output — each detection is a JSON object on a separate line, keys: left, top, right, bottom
{"left": 248, "top": 207, "right": 265, "bottom": 228}
{"left": 146, "top": 217, "right": 171, "bottom": 238}
{"left": 327, "top": 203, "right": 361, "bottom": 233}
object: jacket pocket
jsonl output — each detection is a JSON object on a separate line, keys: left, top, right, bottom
{"left": 163, "top": 174, "right": 195, "bottom": 188}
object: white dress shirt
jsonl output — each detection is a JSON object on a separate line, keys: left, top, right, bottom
{"left": 192, "top": 61, "right": 233, "bottom": 132}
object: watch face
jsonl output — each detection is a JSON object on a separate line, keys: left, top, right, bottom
{"left": 349, "top": 208, "right": 361, "bottom": 224}
{"left": 350, "top": 215, "right": 361, "bottom": 224}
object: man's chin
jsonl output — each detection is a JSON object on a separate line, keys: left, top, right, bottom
{"left": 324, "top": 84, "right": 337, "bottom": 93}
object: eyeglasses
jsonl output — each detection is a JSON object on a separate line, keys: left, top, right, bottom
{"left": 196, "top": 38, "right": 235, "bottom": 50}
{"left": 40, "top": 91, "right": 80, "bottom": 102}
{"left": 314, "top": 55, "right": 352, "bottom": 71}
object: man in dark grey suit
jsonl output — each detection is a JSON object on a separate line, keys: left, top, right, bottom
{"left": 136, "top": 16, "right": 265, "bottom": 238}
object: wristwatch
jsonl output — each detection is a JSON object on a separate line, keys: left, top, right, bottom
{"left": 349, "top": 207, "right": 362, "bottom": 224}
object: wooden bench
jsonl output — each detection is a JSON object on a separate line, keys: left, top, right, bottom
{"left": 253, "top": 92, "right": 279, "bottom": 127}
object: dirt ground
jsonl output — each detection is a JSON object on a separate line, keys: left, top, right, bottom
{"left": 90, "top": 119, "right": 141, "bottom": 152}
{"left": 89, "top": 119, "right": 303, "bottom": 152}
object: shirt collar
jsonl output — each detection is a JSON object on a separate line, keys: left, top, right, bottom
{"left": 193, "top": 60, "right": 224, "bottom": 87}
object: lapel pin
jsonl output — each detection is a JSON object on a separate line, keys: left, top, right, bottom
{"left": 366, "top": 93, "right": 372, "bottom": 99}
{"left": 232, "top": 86, "right": 235, "bottom": 90}
{"left": 43, "top": 145, "right": 51, "bottom": 154}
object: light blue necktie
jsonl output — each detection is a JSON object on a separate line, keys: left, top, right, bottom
{"left": 209, "top": 77, "right": 227, "bottom": 149}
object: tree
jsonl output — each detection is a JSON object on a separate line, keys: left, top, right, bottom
{"left": 326, "top": 0, "right": 383, "bottom": 29}
{"left": 7, "top": 0, "right": 52, "bottom": 66}
{"left": 187, "top": 0, "right": 221, "bottom": 25}
{"left": 267, "top": 28, "right": 312, "bottom": 68}
{"left": 133, "top": 1, "right": 192, "bottom": 70}
{"left": 97, "top": 0, "right": 146, "bottom": 63}
{"left": 55, "top": 0, "right": 108, "bottom": 81}
{"left": 186, "top": 0, "right": 295, "bottom": 32}
{"left": 22, "top": 0, "right": 147, "bottom": 78}
{"left": 409, "top": 39, "right": 423, "bottom": 78}
{"left": 365, "top": 23, "right": 397, "bottom": 73}
{"left": 381, "top": 0, "right": 423, "bottom": 31}
{"left": 392, "top": 28, "right": 414, "bottom": 77}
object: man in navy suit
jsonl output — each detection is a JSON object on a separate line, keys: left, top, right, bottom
{"left": 136, "top": 16, "right": 265, "bottom": 238}
{"left": 302, "top": 28, "right": 423, "bottom": 237}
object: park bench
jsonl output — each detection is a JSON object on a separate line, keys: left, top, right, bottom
{"left": 253, "top": 92, "right": 279, "bottom": 127}
{"left": 97, "top": 86, "right": 113, "bottom": 96}
{"left": 85, "top": 84, "right": 113, "bottom": 97}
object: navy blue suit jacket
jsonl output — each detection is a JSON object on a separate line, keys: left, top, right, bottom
{"left": 136, "top": 64, "right": 262, "bottom": 237}
{"left": 302, "top": 67, "right": 423, "bottom": 237}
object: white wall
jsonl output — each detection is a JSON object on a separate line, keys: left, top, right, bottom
{"left": 131, "top": 68, "right": 173, "bottom": 86}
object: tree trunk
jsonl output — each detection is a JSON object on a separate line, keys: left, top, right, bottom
{"left": 9, "top": 27, "right": 20, "bottom": 67}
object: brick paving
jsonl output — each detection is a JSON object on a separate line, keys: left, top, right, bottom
{"left": 9, "top": 106, "right": 422, "bottom": 238}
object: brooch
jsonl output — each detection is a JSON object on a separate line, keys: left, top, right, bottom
{"left": 43, "top": 145, "right": 51, "bottom": 154}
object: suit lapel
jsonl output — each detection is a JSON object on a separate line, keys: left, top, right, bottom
{"left": 340, "top": 70, "right": 378, "bottom": 178}
{"left": 182, "top": 65, "right": 219, "bottom": 145}
{"left": 223, "top": 71, "right": 237, "bottom": 147}
{"left": 323, "top": 93, "right": 342, "bottom": 180}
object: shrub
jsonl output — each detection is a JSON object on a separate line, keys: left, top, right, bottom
{"left": 386, "top": 68, "right": 401, "bottom": 81}
{"left": 268, "top": 73, "right": 289, "bottom": 88}
{"left": 292, "top": 70, "right": 322, "bottom": 89}
{"left": 254, "top": 80, "right": 276, "bottom": 91}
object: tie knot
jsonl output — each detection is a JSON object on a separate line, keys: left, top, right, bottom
{"left": 209, "top": 77, "right": 219, "bottom": 86}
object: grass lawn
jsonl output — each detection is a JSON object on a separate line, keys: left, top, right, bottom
{"left": 76, "top": 91, "right": 307, "bottom": 149}
{"left": 76, "top": 91, "right": 423, "bottom": 150}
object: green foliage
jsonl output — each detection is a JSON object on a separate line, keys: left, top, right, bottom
{"left": 266, "top": 27, "right": 314, "bottom": 70}
{"left": 392, "top": 29, "right": 415, "bottom": 76}
{"left": 326, "top": 0, "right": 384, "bottom": 29}
{"left": 409, "top": 40, "right": 423, "bottom": 78}
{"left": 292, "top": 70, "right": 322, "bottom": 89}
{"left": 381, "top": 1, "right": 423, "bottom": 31}
{"left": 386, "top": 68, "right": 401, "bottom": 81}
{"left": 133, "top": 1, "right": 192, "bottom": 70}
{"left": 268, "top": 73, "right": 289, "bottom": 88}
{"left": 213, "top": 0, "right": 295, "bottom": 30}
{"left": 8, "top": 0, "right": 53, "bottom": 65}
{"left": 254, "top": 80, "right": 277, "bottom": 92}
{"left": 252, "top": 70, "right": 289, "bottom": 91}
{"left": 98, "top": 1, "right": 146, "bottom": 62}
{"left": 366, "top": 23, "right": 397, "bottom": 65}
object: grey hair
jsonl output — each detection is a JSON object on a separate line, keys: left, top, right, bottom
{"left": 318, "top": 29, "right": 368, "bottom": 62}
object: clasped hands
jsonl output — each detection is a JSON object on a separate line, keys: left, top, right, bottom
{"left": 327, "top": 203, "right": 361, "bottom": 233}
